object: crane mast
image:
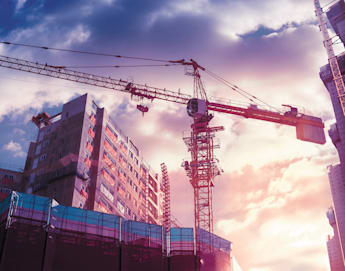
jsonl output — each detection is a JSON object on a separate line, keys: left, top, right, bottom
{"left": 161, "top": 163, "right": 171, "bottom": 235}
{"left": 0, "top": 53, "right": 326, "bottom": 254}
{"left": 314, "top": 0, "right": 345, "bottom": 116}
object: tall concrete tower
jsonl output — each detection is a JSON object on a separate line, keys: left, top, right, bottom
{"left": 327, "top": 207, "right": 345, "bottom": 271}
{"left": 320, "top": 0, "right": 345, "bottom": 267}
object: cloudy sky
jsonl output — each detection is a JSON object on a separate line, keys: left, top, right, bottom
{"left": 0, "top": 0, "right": 342, "bottom": 270}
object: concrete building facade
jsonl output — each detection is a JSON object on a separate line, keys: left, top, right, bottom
{"left": 24, "top": 94, "right": 163, "bottom": 224}
{"left": 327, "top": 207, "right": 345, "bottom": 271}
{"left": 328, "top": 164, "right": 345, "bottom": 267}
{"left": 327, "top": 1, "right": 345, "bottom": 45}
{"left": 0, "top": 168, "right": 23, "bottom": 200}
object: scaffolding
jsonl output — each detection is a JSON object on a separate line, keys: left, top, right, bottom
{"left": 161, "top": 162, "right": 171, "bottom": 255}
{"left": 0, "top": 191, "right": 231, "bottom": 271}
{"left": 183, "top": 116, "right": 224, "bottom": 253}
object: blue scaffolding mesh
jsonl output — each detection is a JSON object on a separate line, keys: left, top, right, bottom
{"left": 196, "top": 228, "right": 231, "bottom": 253}
{"left": 11, "top": 192, "right": 50, "bottom": 223}
{"left": 212, "top": 234, "right": 231, "bottom": 253}
{"left": 0, "top": 193, "right": 232, "bottom": 256}
{"left": 0, "top": 192, "right": 233, "bottom": 270}
{"left": 51, "top": 205, "right": 120, "bottom": 239}
{"left": 121, "top": 220, "right": 163, "bottom": 248}
{"left": 170, "top": 227, "right": 194, "bottom": 253}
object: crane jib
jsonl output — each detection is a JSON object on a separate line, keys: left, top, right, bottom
{"left": 206, "top": 102, "right": 326, "bottom": 145}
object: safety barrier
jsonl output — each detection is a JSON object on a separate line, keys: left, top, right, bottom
{"left": 0, "top": 192, "right": 232, "bottom": 271}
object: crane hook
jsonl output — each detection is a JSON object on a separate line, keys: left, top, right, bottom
{"left": 137, "top": 105, "right": 149, "bottom": 116}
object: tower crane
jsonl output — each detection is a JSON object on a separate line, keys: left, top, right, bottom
{"left": 314, "top": 0, "right": 345, "bottom": 116}
{"left": 0, "top": 53, "right": 326, "bottom": 253}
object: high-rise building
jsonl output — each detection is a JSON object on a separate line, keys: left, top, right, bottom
{"left": 327, "top": 207, "right": 345, "bottom": 271}
{"left": 320, "top": 53, "right": 345, "bottom": 268}
{"left": 320, "top": 0, "right": 345, "bottom": 267}
{"left": 327, "top": 164, "right": 345, "bottom": 264}
{"left": 23, "top": 93, "right": 163, "bottom": 224}
{"left": 327, "top": 1, "right": 345, "bottom": 45}
{"left": 0, "top": 168, "right": 23, "bottom": 200}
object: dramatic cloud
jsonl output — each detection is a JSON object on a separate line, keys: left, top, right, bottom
{"left": 13, "top": 128, "right": 25, "bottom": 136}
{"left": 0, "top": 0, "right": 338, "bottom": 270}
{"left": 2, "top": 140, "right": 26, "bottom": 157}
{"left": 213, "top": 158, "right": 332, "bottom": 271}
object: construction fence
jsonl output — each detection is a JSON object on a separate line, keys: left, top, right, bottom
{"left": 0, "top": 191, "right": 231, "bottom": 271}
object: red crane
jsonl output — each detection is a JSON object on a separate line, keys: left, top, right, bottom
{"left": 0, "top": 54, "right": 326, "bottom": 253}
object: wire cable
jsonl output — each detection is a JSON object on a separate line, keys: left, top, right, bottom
{"left": 1, "top": 40, "right": 280, "bottom": 111}
{"left": 61, "top": 64, "right": 181, "bottom": 69}
{"left": 0, "top": 41, "right": 178, "bottom": 63}
{"left": 204, "top": 69, "right": 282, "bottom": 112}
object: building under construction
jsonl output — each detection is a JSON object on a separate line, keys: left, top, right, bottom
{"left": 316, "top": 0, "right": 345, "bottom": 269}
{"left": 0, "top": 191, "right": 231, "bottom": 271}
{"left": 23, "top": 94, "right": 163, "bottom": 225}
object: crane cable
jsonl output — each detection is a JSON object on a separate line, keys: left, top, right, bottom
{"left": 204, "top": 69, "right": 282, "bottom": 112}
{"left": 53, "top": 64, "right": 181, "bottom": 69}
{"left": 1, "top": 40, "right": 279, "bottom": 111}
{"left": 0, "top": 41, "right": 175, "bottom": 63}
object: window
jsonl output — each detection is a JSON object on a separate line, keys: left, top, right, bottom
{"left": 35, "top": 144, "right": 41, "bottom": 155}
{"left": 148, "top": 175, "right": 158, "bottom": 192}
{"left": 126, "top": 207, "right": 131, "bottom": 216}
{"left": 129, "top": 140, "right": 139, "bottom": 156}
{"left": 87, "top": 137, "right": 94, "bottom": 146}
{"left": 100, "top": 183, "right": 114, "bottom": 202}
{"left": 148, "top": 201, "right": 158, "bottom": 218}
{"left": 117, "top": 199, "right": 125, "bottom": 214}
{"left": 40, "top": 153, "right": 47, "bottom": 161}
{"left": 125, "top": 191, "right": 131, "bottom": 200}
{"left": 32, "top": 158, "right": 38, "bottom": 169}
{"left": 29, "top": 174, "right": 35, "bottom": 184}
{"left": 42, "top": 140, "right": 50, "bottom": 148}
{"left": 92, "top": 101, "right": 98, "bottom": 111}
{"left": 99, "top": 196, "right": 113, "bottom": 211}
{"left": 38, "top": 130, "right": 44, "bottom": 142}
{"left": 133, "top": 184, "right": 138, "bottom": 193}
{"left": 148, "top": 188, "right": 157, "bottom": 204}
{"left": 127, "top": 177, "right": 132, "bottom": 186}
{"left": 104, "top": 151, "right": 115, "bottom": 164}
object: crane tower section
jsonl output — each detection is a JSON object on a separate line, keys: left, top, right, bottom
{"left": 183, "top": 114, "right": 224, "bottom": 252}
{"left": 160, "top": 163, "right": 171, "bottom": 234}
{"left": 315, "top": 0, "right": 345, "bottom": 116}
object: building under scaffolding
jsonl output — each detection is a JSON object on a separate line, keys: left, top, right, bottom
{"left": 0, "top": 191, "right": 231, "bottom": 271}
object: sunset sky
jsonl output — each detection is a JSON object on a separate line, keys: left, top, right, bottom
{"left": 0, "top": 0, "right": 342, "bottom": 270}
